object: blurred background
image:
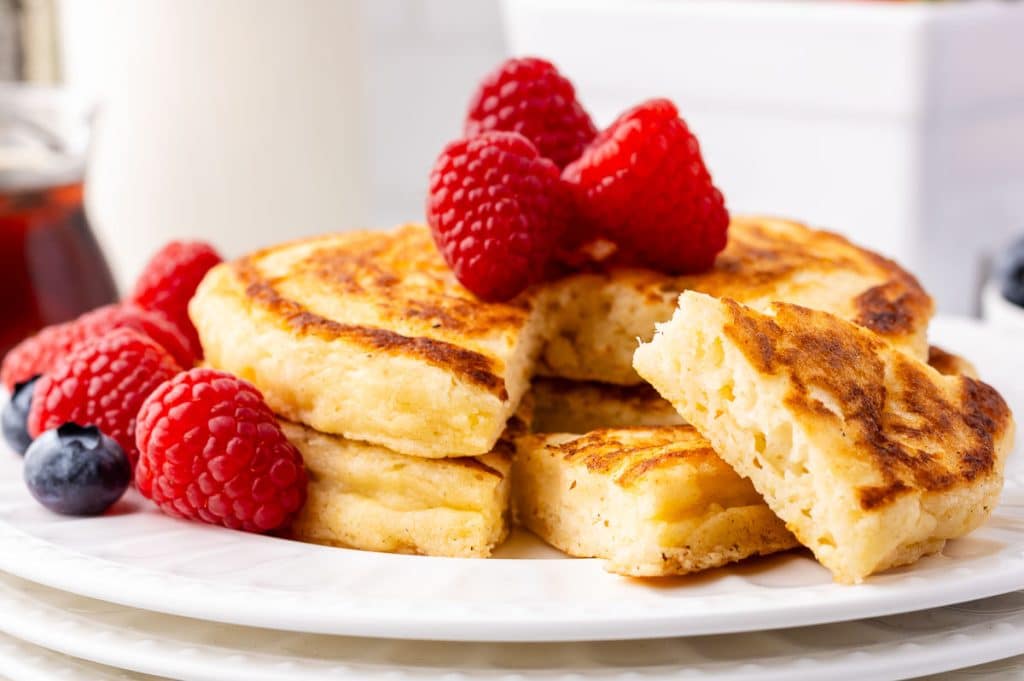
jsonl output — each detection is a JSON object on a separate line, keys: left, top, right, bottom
{"left": 2, "top": 0, "right": 1023, "bottom": 338}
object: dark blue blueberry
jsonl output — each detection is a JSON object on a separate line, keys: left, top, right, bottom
{"left": 23, "top": 423, "right": 131, "bottom": 516}
{"left": 2, "top": 375, "right": 40, "bottom": 455}
{"left": 997, "top": 236, "right": 1024, "bottom": 308}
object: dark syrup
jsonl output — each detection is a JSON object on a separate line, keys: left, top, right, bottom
{"left": 0, "top": 180, "right": 118, "bottom": 357}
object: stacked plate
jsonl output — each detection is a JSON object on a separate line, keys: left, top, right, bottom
{"left": 1, "top": 317, "right": 1022, "bottom": 681}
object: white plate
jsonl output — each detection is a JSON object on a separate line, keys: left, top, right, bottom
{"left": 0, "top": 317, "right": 1020, "bottom": 643}
{"left": 1, "top": 571, "right": 1023, "bottom": 681}
{"left": 0, "top": 631, "right": 163, "bottom": 681}
{"left": 921, "top": 656, "right": 1024, "bottom": 680}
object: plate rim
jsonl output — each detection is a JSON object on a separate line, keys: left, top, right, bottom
{"left": 2, "top": 570, "right": 1024, "bottom": 681}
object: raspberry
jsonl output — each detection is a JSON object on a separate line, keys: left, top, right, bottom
{"left": 135, "top": 368, "right": 307, "bottom": 533}
{"left": 465, "top": 57, "right": 597, "bottom": 169}
{"left": 131, "top": 240, "right": 222, "bottom": 359}
{"left": 28, "top": 329, "right": 182, "bottom": 467}
{"left": 563, "top": 98, "right": 729, "bottom": 274}
{"left": 426, "top": 131, "right": 570, "bottom": 301}
{"left": 1, "top": 303, "right": 195, "bottom": 391}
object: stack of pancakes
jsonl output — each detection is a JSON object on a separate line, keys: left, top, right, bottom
{"left": 190, "top": 216, "right": 1014, "bottom": 582}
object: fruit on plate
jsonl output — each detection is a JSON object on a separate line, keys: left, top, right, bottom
{"left": 426, "top": 131, "right": 571, "bottom": 301}
{"left": 1, "top": 303, "right": 194, "bottom": 391}
{"left": 464, "top": 56, "right": 597, "bottom": 169}
{"left": 431, "top": 58, "right": 730, "bottom": 301}
{"left": 23, "top": 423, "right": 131, "bottom": 516}
{"left": 131, "top": 240, "right": 223, "bottom": 359}
{"left": 563, "top": 98, "right": 729, "bottom": 274}
{"left": 28, "top": 328, "right": 183, "bottom": 468}
{"left": 135, "top": 368, "right": 307, "bottom": 533}
{"left": 1, "top": 375, "right": 40, "bottom": 455}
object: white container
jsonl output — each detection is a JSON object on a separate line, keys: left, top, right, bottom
{"left": 56, "top": 0, "right": 370, "bottom": 289}
{"left": 983, "top": 282, "right": 1024, "bottom": 334}
{"left": 503, "top": 0, "right": 1024, "bottom": 315}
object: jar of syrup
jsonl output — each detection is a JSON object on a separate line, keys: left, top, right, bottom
{"left": 0, "top": 85, "right": 118, "bottom": 358}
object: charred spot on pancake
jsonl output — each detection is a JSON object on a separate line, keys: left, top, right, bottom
{"left": 543, "top": 426, "right": 716, "bottom": 488}
{"left": 857, "top": 482, "right": 912, "bottom": 510}
{"left": 928, "top": 346, "right": 961, "bottom": 376}
{"left": 449, "top": 455, "right": 508, "bottom": 479}
{"left": 854, "top": 283, "right": 916, "bottom": 334}
{"left": 721, "top": 299, "right": 1010, "bottom": 512}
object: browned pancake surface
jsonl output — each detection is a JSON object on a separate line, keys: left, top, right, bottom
{"left": 235, "top": 226, "right": 526, "bottom": 397}
{"left": 547, "top": 426, "right": 719, "bottom": 489}
{"left": 721, "top": 299, "right": 1011, "bottom": 511}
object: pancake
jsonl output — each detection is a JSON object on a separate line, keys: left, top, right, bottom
{"left": 531, "top": 377, "right": 684, "bottom": 433}
{"left": 284, "top": 411, "right": 527, "bottom": 558}
{"left": 195, "top": 226, "right": 544, "bottom": 459}
{"left": 634, "top": 292, "right": 1014, "bottom": 583}
{"left": 513, "top": 426, "right": 798, "bottom": 576}
{"left": 928, "top": 345, "right": 979, "bottom": 378}
{"left": 191, "top": 216, "right": 932, "bottom": 458}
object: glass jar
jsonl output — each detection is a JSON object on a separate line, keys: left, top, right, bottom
{"left": 0, "top": 84, "right": 118, "bottom": 358}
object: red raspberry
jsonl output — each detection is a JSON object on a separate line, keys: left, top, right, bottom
{"left": 2, "top": 303, "right": 196, "bottom": 391}
{"left": 563, "top": 98, "right": 729, "bottom": 274}
{"left": 426, "top": 131, "right": 570, "bottom": 301}
{"left": 131, "top": 240, "right": 222, "bottom": 360}
{"left": 28, "top": 328, "right": 182, "bottom": 467}
{"left": 135, "top": 368, "right": 307, "bottom": 533}
{"left": 465, "top": 57, "right": 597, "bottom": 169}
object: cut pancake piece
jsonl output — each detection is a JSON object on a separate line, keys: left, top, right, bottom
{"left": 513, "top": 426, "right": 798, "bottom": 576}
{"left": 283, "top": 413, "right": 526, "bottom": 558}
{"left": 634, "top": 292, "right": 1015, "bottom": 583}
{"left": 191, "top": 217, "right": 932, "bottom": 458}
{"left": 531, "top": 377, "right": 684, "bottom": 433}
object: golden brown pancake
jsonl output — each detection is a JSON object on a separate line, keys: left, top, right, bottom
{"left": 191, "top": 217, "right": 932, "bottom": 458}
{"left": 634, "top": 292, "right": 1014, "bottom": 583}
{"left": 513, "top": 426, "right": 798, "bottom": 576}
{"left": 284, "top": 410, "right": 528, "bottom": 559}
{"left": 928, "top": 345, "right": 979, "bottom": 378}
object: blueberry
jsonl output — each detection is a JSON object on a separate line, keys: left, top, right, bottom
{"left": 2, "top": 375, "right": 40, "bottom": 455}
{"left": 997, "top": 236, "right": 1024, "bottom": 308}
{"left": 23, "top": 423, "right": 131, "bottom": 516}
